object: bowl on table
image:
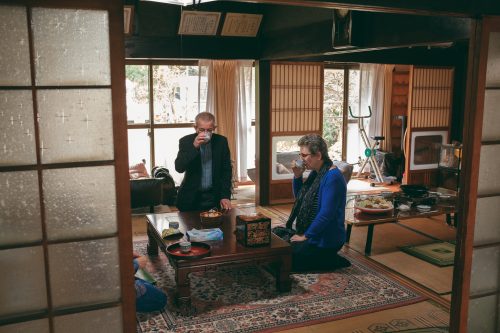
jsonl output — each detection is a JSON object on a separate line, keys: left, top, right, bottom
{"left": 416, "top": 204, "right": 431, "bottom": 212}
{"left": 398, "top": 204, "right": 411, "bottom": 212}
{"left": 400, "top": 184, "right": 428, "bottom": 198}
{"left": 200, "top": 210, "right": 223, "bottom": 227}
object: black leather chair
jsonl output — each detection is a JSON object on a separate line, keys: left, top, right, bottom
{"left": 130, "top": 178, "right": 164, "bottom": 213}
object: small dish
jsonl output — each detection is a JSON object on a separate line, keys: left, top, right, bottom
{"left": 398, "top": 204, "right": 410, "bottom": 212}
{"left": 416, "top": 204, "right": 431, "bottom": 212}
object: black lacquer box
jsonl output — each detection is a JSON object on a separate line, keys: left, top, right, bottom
{"left": 235, "top": 213, "right": 271, "bottom": 247}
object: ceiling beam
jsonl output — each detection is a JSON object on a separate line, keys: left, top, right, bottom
{"left": 260, "top": 11, "right": 471, "bottom": 60}
{"left": 230, "top": 0, "right": 500, "bottom": 17}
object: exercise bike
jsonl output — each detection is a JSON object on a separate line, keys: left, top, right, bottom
{"left": 349, "top": 106, "right": 394, "bottom": 186}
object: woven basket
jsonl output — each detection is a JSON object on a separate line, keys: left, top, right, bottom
{"left": 200, "top": 211, "right": 223, "bottom": 227}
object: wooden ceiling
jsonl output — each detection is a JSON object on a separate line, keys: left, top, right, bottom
{"left": 123, "top": 0, "right": 497, "bottom": 64}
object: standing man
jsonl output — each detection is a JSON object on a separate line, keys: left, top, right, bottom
{"left": 175, "top": 112, "right": 232, "bottom": 212}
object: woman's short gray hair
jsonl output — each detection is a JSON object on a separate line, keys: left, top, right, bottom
{"left": 298, "top": 133, "right": 332, "bottom": 163}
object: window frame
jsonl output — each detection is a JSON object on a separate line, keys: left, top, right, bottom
{"left": 323, "top": 63, "right": 360, "bottom": 161}
{"left": 125, "top": 59, "right": 202, "bottom": 169}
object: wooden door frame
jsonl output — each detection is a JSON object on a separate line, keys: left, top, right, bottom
{"left": 0, "top": 0, "right": 134, "bottom": 331}
{"left": 450, "top": 16, "right": 500, "bottom": 333}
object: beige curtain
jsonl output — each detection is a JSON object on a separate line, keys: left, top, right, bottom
{"left": 202, "top": 60, "right": 239, "bottom": 191}
{"left": 381, "top": 65, "right": 395, "bottom": 151}
{"left": 204, "top": 60, "right": 238, "bottom": 162}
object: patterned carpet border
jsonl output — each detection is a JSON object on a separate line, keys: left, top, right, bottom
{"left": 134, "top": 240, "right": 427, "bottom": 333}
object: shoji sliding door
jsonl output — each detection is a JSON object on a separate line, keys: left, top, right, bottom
{"left": 0, "top": 2, "right": 133, "bottom": 332}
{"left": 268, "top": 62, "right": 323, "bottom": 203}
{"left": 404, "top": 66, "right": 454, "bottom": 186}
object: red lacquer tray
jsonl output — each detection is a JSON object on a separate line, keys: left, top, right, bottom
{"left": 166, "top": 241, "right": 211, "bottom": 260}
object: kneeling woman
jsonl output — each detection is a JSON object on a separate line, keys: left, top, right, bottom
{"left": 286, "top": 134, "right": 350, "bottom": 271}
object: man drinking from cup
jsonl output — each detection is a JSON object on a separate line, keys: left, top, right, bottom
{"left": 175, "top": 112, "right": 233, "bottom": 212}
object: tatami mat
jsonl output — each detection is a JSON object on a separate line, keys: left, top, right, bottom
{"left": 397, "top": 216, "right": 456, "bottom": 242}
{"left": 346, "top": 222, "right": 440, "bottom": 256}
{"left": 370, "top": 251, "right": 453, "bottom": 294}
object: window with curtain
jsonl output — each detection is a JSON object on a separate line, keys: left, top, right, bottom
{"left": 125, "top": 61, "right": 255, "bottom": 185}
{"left": 126, "top": 62, "right": 206, "bottom": 184}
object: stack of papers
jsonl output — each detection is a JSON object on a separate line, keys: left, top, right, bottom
{"left": 187, "top": 228, "right": 223, "bottom": 242}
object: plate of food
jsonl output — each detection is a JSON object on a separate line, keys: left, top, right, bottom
{"left": 355, "top": 196, "right": 394, "bottom": 214}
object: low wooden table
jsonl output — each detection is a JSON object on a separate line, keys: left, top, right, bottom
{"left": 345, "top": 197, "right": 456, "bottom": 255}
{"left": 146, "top": 208, "right": 292, "bottom": 311}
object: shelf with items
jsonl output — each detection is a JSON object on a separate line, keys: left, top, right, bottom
{"left": 437, "top": 143, "right": 462, "bottom": 192}
{"left": 438, "top": 143, "right": 462, "bottom": 170}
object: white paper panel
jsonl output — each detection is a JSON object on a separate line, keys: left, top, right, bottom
{"left": 42, "top": 166, "right": 117, "bottom": 241}
{"left": 31, "top": 8, "right": 110, "bottom": 86}
{"left": 470, "top": 245, "right": 500, "bottom": 295}
{"left": 474, "top": 196, "right": 500, "bottom": 245}
{"left": 37, "top": 89, "right": 114, "bottom": 164}
{"left": 468, "top": 294, "right": 499, "bottom": 333}
{"left": 0, "top": 90, "right": 36, "bottom": 166}
{"left": 0, "top": 319, "right": 49, "bottom": 333}
{"left": 48, "top": 238, "right": 121, "bottom": 308}
{"left": 0, "top": 5, "right": 31, "bottom": 86}
{"left": 477, "top": 145, "right": 500, "bottom": 196}
{"left": 486, "top": 32, "right": 500, "bottom": 88}
{"left": 0, "top": 246, "right": 47, "bottom": 317}
{"left": 482, "top": 89, "right": 500, "bottom": 141}
{"left": 0, "top": 171, "right": 42, "bottom": 246}
{"left": 54, "top": 306, "right": 122, "bottom": 333}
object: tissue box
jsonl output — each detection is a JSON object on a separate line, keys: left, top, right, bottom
{"left": 236, "top": 213, "right": 271, "bottom": 247}
{"left": 186, "top": 228, "right": 223, "bottom": 242}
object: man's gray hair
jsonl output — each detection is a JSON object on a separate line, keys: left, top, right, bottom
{"left": 195, "top": 112, "right": 216, "bottom": 125}
{"left": 298, "top": 133, "right": 332, "bottom": 164}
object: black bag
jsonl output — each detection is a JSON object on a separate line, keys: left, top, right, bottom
{"left": 152, "top": 166, "right": 177, "bottom": 206}
{"left": 271, "top": 226, "right": 296, "bottom": 243}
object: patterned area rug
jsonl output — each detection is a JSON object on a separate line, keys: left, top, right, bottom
{"left": 134, "top": 241, "right": 426, "bottom": 333}
{"left": 400, "top": 242, "right": 455, "bottom": 267}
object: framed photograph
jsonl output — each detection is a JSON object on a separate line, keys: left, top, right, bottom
{"left": 124, "top": 5, "right": 134, "bottom": 36}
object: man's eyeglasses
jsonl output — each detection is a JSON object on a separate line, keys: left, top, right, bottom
{"left": 197, "top": 128, "right": 214, "bottom": 133}
{"left": 298, "top": 153, "right": 312, "bottom": 158}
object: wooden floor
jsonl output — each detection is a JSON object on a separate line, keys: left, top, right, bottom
{"left": 132, "top": 182, "right": 455, "bottom": 332}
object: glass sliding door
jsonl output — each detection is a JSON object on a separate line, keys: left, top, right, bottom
{"left": 0, "top": 2, "right": 132, "bottom": 331}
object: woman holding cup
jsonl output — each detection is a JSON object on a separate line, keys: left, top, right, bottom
{"left": 279, "top": 134, "right": 350, "bottom": 272}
